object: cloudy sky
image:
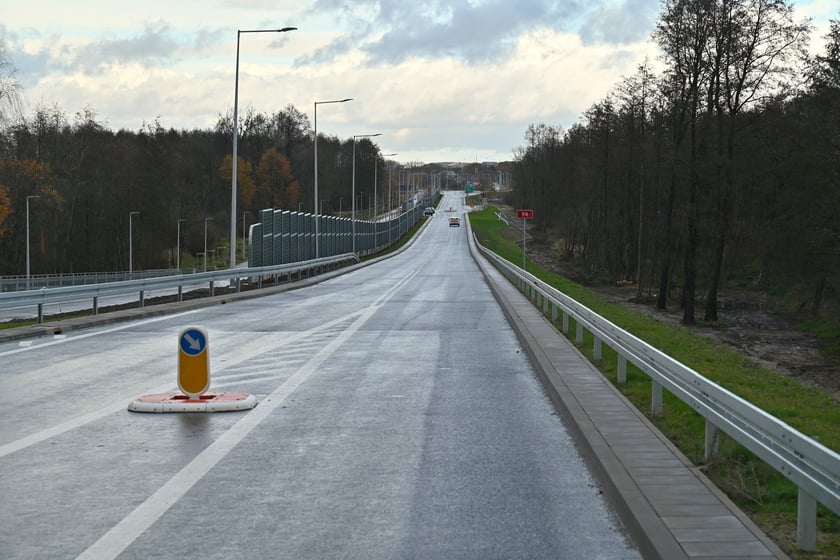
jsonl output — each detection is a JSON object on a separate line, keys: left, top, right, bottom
{"left": 2, "top": 0, "right": 836, "bottom": 164}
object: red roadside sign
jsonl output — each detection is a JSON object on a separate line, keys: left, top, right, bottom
{"left": 517, "top": 209, "right": 533, "bottom": 219}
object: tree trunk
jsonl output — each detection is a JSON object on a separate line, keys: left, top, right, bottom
{"left": 704, "top": 231, "right": 726, "bottom": 321}
{"left": 682, "top": 218, "right": 697, "bottom": 325}
{"left": 812, "top": 274, "right": 826, "bottom": 315}
{"left": 656, "top": 165, "right": 676, "bottom": 310}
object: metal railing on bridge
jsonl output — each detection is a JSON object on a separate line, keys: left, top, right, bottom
{"left": 1, "top": 269, "right": 190, "bottom": 293}
{"left": 0, "top": 254, "right": 359, "bottom": 324}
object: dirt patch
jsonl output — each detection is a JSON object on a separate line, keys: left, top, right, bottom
{"left": 522, "top": 233, "right": 840, "bottom": 400}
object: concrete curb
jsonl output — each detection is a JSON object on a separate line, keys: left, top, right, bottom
{"left": 465, "top": 222, "right": 788, "bottom": 560}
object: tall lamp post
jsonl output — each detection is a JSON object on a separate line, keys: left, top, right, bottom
{"left": 25, "top": 195, "right": 39, "bottom": 289}
{"left": 231, "top": 26, "right": 296, "bottom": 272}
{"left": 383, "top": 155, "right": 398, "bottom": 243}
{"left": 352, "top": 133, "right": 381, "bottom": 254}
{"left": 204, "top": 217, "right": 213, "bottom": 272}
{"left": 242, "top": 210, "right": 249, "bottom": 262}
{"left": 129, "top": 211, "right": 139, "bottom": 275}
{"left": 176, "top": 218, "right": 186, "bottom": 271}
{"left": 314, "top": 98, "right": 352, "bottom": 258}
{"left": 375, "top": 153, "right": 396, "bottom": 246}
{"left": 378, "top": 153, "right": 397, "bottom": 217}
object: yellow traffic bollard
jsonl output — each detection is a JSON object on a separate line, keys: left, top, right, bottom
{"left": 178, "top": 327, "right": 210, "bottom": 397}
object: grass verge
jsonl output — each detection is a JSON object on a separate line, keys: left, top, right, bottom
{"left": 470, "top": 206, "right": 840, "bottom": 559}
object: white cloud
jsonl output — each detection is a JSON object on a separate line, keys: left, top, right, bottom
{"left": 1, "top": 0, "right": 833, "bottom": 163}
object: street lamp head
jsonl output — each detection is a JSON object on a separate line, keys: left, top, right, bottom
{"left": 240, "top": 27, "right": 297, "bottom": 34}
{"left": 315, "top": 98, "right": 353, "bottom": 108}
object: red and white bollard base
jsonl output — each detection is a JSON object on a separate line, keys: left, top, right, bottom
{"left": 128, "top": 326, "right": 257, "bottom": 413}
{"left": 128, "top": 392, "right": 257, "bottom": 413}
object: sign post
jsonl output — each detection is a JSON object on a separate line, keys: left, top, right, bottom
{"left": 516, "top": 209, "right": 533, "bottom": 270}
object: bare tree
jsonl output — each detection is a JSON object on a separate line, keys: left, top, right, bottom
{"left": 703, "top": 0, "right": 809, "bottom": 321}
{"left": 0, "top": 43, "right": 24, "bottom": 129}
{"left": 653, "top": 0, "right": 715, "bottom": 324}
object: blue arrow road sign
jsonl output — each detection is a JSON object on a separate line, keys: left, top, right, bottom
{"left": 180, "top": 328, "right": 206, "bottom": 356}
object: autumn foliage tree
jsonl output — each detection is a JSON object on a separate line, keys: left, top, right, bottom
{"left": 0, "top": 157, "right": 62, "bottom": 273}
{"left": 0, "top": 182, "right": 9, "bottom": 236}
{"left": 255, "top": 147, "right": 298, "bottom": 209}
{"left": 219, "top": 155, "right": 256, "bottom": 212}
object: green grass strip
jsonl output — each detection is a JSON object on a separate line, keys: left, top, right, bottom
{"left": 470, "top": 206, "right": 839, "bottom": 558}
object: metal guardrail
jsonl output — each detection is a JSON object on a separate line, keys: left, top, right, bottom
{"left": 0, "top": 254, "right": 359, "bottom": 323}
{"left": 474, "top": 233, "right": 840, "bottom": 552}
{"left": 1, "top": 269, "right": 189, "bottom": 292}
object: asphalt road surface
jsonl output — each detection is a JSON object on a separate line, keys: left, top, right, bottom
{"left": 0, "top": 191, "right": 641, "bottom": 559}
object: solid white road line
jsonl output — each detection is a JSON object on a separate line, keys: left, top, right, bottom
{"left": 75, "top": 264, "right": 422, "bottom": 560}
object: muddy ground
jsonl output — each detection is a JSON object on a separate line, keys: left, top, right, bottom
{"left": 522, "top": 234, "right": 840, "bottom": 401}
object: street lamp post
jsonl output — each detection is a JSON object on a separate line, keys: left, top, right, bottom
{"left": 352, "top": 133, "right": 381, "bottom": 254}
{"left": 176, "top": 218, "right": 186, "bottom": 271}
{"left": 242, "top": 210, "right": 248, "bottom": 262}
{"left": 204, "top": 217, "right": 213, "bottom": 272}
{"left": 387, "top": 162, "right": 394, "bottom": 217}
{"left": 231, "top": 27, "right": 296, "bottom": 272}
{"left": 25, "top": 195, "right": 39, "bottom": 289}
{"left": 129, "top": 211, "right": 139, "bottom": 275}
{"left": 314, "top": 98, "right": 352, "bottom": 258}
{"left": 376, "top": 153, "right": 397, "bottom": 245}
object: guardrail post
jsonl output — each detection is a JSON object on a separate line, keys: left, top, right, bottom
{"left": 704, "top": 419, "right": 719, "bottom": 460}
{"left": 562, "top": 312, "right": 569, "bottom": 334}
{"left": 651, "top": 380, "right": 663, "bottom": 415}
{"left": 38, "top": 303, "right": 44, "bottom": 324}
{"left": 543, "top": 296, "right": 549, "bottom": 314}
{"left": 551, "top": 305, "right": 558, "bottom": 323}
{"left": 575, "top": 322, "right": 583, "bottom": 344}
{"left": 93, "top": 296, "right": 99, "bottom": 315}
{"left": 798, "top": 488, "right": 817, "bottom": 551}
{"left": 177, "top": 286, "right": 183, "bottom": 302}
{"left": 209, "top": 281, "right": 214, "bottom": 297}
{"left": 617, "top": 355, "right": 627, "bottom": 383}
{"left": 139, "top": 290, "right": 145, "bottom": 308}
{"left": 593, "top": 337, "right": 602, "bottom": 360}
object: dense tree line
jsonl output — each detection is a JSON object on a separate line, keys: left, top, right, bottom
{"left": 0, "top": 95, "right": 391, "bottom": 274}
{"left": 512, "top": 0, "right": 838, "bottom": 324}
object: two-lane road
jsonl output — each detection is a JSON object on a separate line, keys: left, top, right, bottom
{"left": 0, "top": 191, "right": 641, "bottom": 559}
